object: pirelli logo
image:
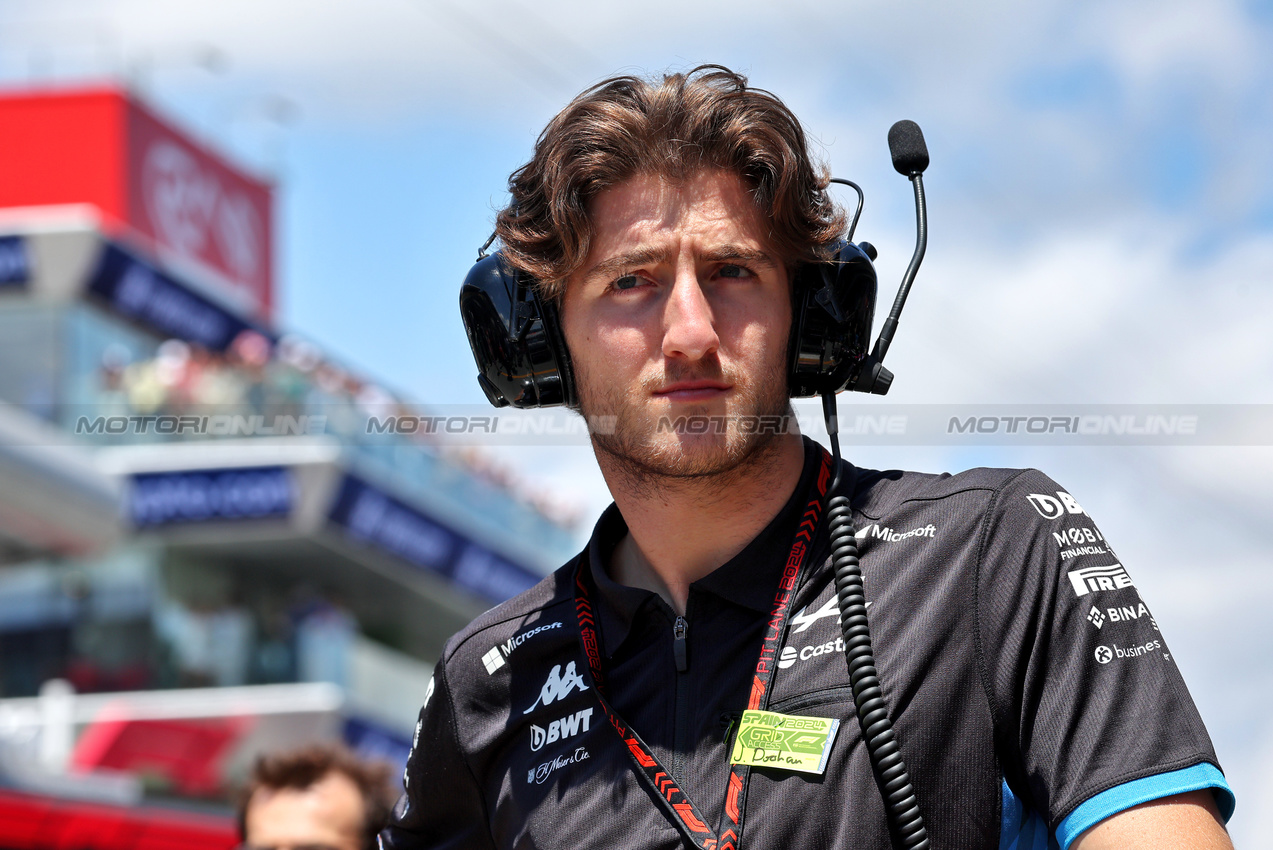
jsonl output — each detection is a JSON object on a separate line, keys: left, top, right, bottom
{"left": 1067, "top": 563, "right": 1134, "bottom": 597}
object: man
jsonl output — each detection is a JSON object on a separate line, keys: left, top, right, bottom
{"left": 239, "top": 744, "right": 395, "bottom": 850}
{"left": 382, "top": 66, "right": 1234, "bottom": 849}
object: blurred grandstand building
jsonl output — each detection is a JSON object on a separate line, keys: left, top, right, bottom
{"left": 0, "top": 83, "right": 578, "bottom": 846}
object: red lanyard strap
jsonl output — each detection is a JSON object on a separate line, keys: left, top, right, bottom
{"left": 572, "top": 451, "right": 832, "bottom": 850}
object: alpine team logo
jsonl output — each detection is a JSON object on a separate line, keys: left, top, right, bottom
{"left": 523, "top": 662, "right": 589, "bottom": 714}
{"left": 790, "top": 596, "right": 872, "bottom": 635}
{"left": 1027, "top": 491, "right": 1086, "bottom": 520}
{"left": 1067, "top": 563, "right": 1134, "bottom": 597}
{"left": 791, "top": 597, "right": 840, "bottom": 634}
{"left": 530, "top": 707, "right": 594, "bottom": 751}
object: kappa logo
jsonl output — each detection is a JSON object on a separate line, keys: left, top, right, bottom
{"left": 481, "top": 621, "right": 564, "bottom": 675}
{"left": 530, "top": 707, "right": 594, "bottom": 752}
{"left": 1027, "top": 491, "right": 1086, "bottom": 520}
{"left": 1067, "top": 563, "right": 1135, "bottom": 597}
{"left": 523, "top": 661, "right": 589, "bottom": 714}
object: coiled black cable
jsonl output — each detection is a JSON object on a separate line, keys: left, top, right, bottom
{"left": 823, "top": 392, "right": 930, "bottom": 850}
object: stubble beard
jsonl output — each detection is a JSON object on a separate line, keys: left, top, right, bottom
{"left": 575, "top": 353, "right": 797, "bottom": 499}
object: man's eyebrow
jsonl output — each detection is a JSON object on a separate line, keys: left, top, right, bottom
{"left": 579, "top": 244, "right": 778, "bottom": 282}
{"left": 580, "top": 247, "right": 668, "bottom": 282}
{"left": 699, "top": 245, "right": 778, "bottom": 267}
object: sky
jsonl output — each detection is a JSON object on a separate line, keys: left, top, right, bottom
{"left": 3, "top": 0, "right": 1272, "bottom": 843}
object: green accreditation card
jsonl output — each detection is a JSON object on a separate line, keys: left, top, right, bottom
{"left": 729, "top": 709, "right": 841, "bottom": 775}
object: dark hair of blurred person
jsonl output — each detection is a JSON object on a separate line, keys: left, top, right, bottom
{"left": 237, "top": 744, "right": 396, "bottom": 850}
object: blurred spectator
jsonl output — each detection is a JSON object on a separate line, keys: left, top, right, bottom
{"left": 154, "top": 597, "right": 253, "bottom": 687}
{"left": 291, "top": 589, "right": 357, "bottom": 689}
{"left": 237, "top": 744, "right": 396, "bottom": 850}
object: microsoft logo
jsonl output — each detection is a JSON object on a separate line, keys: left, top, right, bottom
{"left": 482, "top": 646, "right": 505, "bottom": 675}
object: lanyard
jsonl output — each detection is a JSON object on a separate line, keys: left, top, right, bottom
{"left": 572, "top": 451, "right": 832, "bottom": 850}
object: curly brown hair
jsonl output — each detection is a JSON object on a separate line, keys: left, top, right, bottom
{"left": 237, "top": 744, "right": 397, "bottom": 850}
{"left": 495, "top": 64, "right": 847, "bottom": 302}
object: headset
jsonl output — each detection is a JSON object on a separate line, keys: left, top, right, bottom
{"left": 459, "top": 225, "right": 882, "bottom": 408}
{"left": 459, "top": 120, "right": 933, "bottom": 850}
{"left": 457, "top": 123, "right": 931, "bottom": 409}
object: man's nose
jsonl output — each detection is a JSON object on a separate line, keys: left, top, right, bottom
{"left": 661, "top": 269, "right": 719, "bottom": 361}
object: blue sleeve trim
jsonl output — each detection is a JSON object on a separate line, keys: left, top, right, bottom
{"left": 1055, "top": 763, "right": 1235, "bottom": 850}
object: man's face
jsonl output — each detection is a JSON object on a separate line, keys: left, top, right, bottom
{"left": 243, "top": 771, "right": 365, "bottom": 850}
{"left": 562, "top": 169, "right": 793, "bottom": 480}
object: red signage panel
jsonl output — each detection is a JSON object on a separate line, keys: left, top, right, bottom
{"left": 0, "top": 789, "right": 237, "bottom": 850}
{"left": 0, "top": 88, "right": 126, "bottom": 223}
{"left": 0, "top": 85, "right": 274, "bottom": 321}
{"left": 124, "top": 96, "right": 274, "bottom": 319}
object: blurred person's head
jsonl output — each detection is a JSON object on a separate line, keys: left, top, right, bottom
{"left": 237, "top": 744, "right": 395, "bottom": 850}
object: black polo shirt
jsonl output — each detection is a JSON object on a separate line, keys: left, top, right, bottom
{"left": 381, "top": 438, "right": 1233, "bottom": 850}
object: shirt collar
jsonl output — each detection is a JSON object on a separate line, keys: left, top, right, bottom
{"left": 584, "top": 437, "right": 840, "bottom": 657}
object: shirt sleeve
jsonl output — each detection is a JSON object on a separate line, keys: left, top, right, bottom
{"left": 974, "top": 468, "right": 1234, "bottom": 847}
{"left": 379, "top": 655, "right": 496, "bottom": 850}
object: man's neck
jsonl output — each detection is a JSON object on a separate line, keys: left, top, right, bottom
{"left": 601, "top": 433, "right": 806, "bottom": 616}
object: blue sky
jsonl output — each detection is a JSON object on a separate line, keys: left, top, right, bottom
{"left": 3, "top": 0, "right": 1273, "bottom": 842}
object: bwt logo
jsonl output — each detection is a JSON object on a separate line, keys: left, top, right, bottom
{"left": 529, "top": 708, "right": 593, "bottom": 752}
{"left": 143, "top": 140, "right": 263, "bottom": 284}
{"left": 1026, "top": 490, "right": 1086, "bottom": 520}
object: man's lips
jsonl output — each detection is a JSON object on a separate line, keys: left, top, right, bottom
{"left": 653, "top": 381, "right": 732, "bottom": 402}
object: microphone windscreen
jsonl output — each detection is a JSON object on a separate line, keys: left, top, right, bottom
{"left": 888, "top": 120, "right": 929, "bottom": 175}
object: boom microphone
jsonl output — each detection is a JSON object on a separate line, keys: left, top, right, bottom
{"left": 888, "top": 120, "right": 929, "bottom": 177}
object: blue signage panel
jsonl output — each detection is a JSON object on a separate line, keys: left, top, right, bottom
{"left": 130, "top": 466, "right": 293, "bottom": 527}
{"left": 0, "top": 236, "right": 31, "bottom": 287}
{"left": 343, "top": 715, "right": 412, "bottom": 778}
{"left": 86, "top": 243, "right": 270, "bottom": 351}
{"left": 326, "top": 474, "right": 540, "bottom": 605}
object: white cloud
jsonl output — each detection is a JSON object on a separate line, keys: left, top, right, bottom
{"left": 1091, "top": 0, "right": 1262, "bottom": 96}
{"left": 882, "top": 220, "right": 1273, "bottom": 404}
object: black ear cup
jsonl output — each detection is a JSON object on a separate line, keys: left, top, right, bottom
{"left": 459, "top": 252, "right": 576, "bottom": 408}
{"left": 787, "top": 241, "right": 878, "bottom": 397}
{"left": 460, "top": 243, "right": 876, "bottom": 409}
